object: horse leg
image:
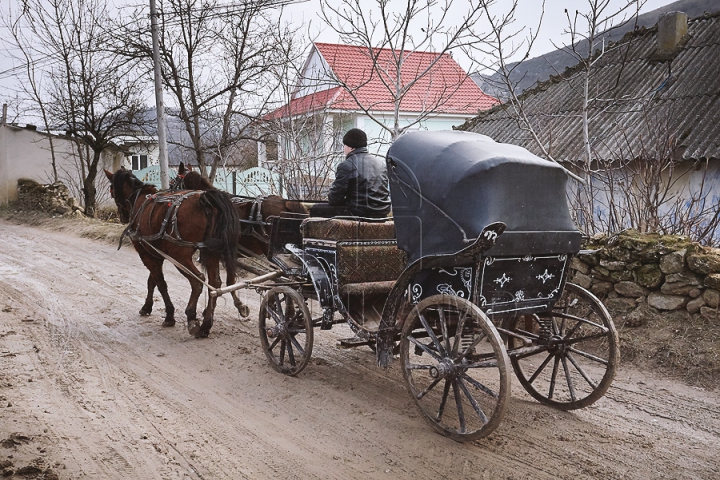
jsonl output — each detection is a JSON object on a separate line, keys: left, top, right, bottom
{"left": 196, "top": 258, "right": 222, "bottom": 338}
{"left": 173, "top": 253, "right": 205, "bottom": 335}
{"left": 231, "top": 291, "right": 250, "bottom": 318}
{"left": 140, "top": 274, "right": 155, "bottom": 316}
{"left": 138, "top": 252, "right": 175, "bottom": 327}
{"left": 226, "top": 266, "right": 250, "bottom": 319}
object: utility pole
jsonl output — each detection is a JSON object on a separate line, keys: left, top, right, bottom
{"left": 150, "top": 0, "right": 169, "bottom": 189}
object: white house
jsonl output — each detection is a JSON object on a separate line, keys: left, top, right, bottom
{"left": 260, "top": 42, "right": 499, "bottom": 197}
{"left": 258, "top": 43, "right": 499, "bottom": 166}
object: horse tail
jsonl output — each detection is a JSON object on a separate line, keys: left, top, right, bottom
{"left": 199, "top": 190, "right": 240, "bottom": 279}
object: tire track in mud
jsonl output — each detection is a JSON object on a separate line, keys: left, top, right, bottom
{"left": 1, "top": 224, "right": 195, "bottom": 477}
{"left": 2, "top": 219, "right": 720, "bottom": 480}
{"left": 89, "top": 318, "right": 399, "bottom": 479}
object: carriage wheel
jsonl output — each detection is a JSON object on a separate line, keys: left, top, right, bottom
{"left": 259, "top": 286, "right": 314, "bottom": 376}
{"left": 400, "top": 295, "right": 511, "bottom": 442}
{"left": 506, "top": 283, "right": 619, "bottom": 410}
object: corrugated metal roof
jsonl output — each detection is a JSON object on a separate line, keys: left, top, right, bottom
{"left": 459, "top": 12, "right": 720, "bottom": 162}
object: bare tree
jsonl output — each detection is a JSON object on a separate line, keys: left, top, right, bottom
{"left": 4, "top": 16, "right": 59, "bottom": 183}
{"left": 5, "top": 0, "right": 149, "bottom": 217}
{"left": 555, "top": 0, "right": 644, "bottom": 169}
{"left": 317, "top": 0, "right": 487, "bottom": 142}
{"left": 567, "top": 103, "right": 720, "bottom": 244}
{"left": 258, "top": 29, "right": 346, "bottom": 200}
{"left": 120, "top": 0, "right": 299, "bottom": 182}
{"left": 465, "top": 0, "right": 720, "bottom": 244}
{"left": 263, "top": 109, "right": 349, "bottom": 200}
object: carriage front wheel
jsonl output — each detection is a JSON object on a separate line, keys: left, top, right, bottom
{"left": 259, "top": 286, "right": 313, "bottom": 376}
{"left": 400, "top": 294, "right": 511, "bottom": 442}
{"left": 505, "top": 282, "right": 619, "bottom": 410}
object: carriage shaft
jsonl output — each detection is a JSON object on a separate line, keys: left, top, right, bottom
{"left": 210, "top": 271, "right": 282, "bottom": 297}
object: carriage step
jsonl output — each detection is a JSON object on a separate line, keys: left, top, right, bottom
{"left": 338, "top": 336, "right": 373, "bottom": 348}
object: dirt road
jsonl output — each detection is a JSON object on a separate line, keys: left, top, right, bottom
{"left": 1, "top": 219, "right": 719, "bottom": 479}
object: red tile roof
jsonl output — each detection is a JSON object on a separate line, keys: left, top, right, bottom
{"left": 266, "top": 42, "right": 498, "bottom": 120}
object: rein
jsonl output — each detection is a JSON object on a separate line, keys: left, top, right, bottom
{"left": 137, "top": 238, "right": 216, "bottom": 290}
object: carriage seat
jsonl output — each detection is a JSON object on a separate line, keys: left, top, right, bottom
{"left": 301, "top": 218, "right": 406, "bottom": 291}
{"left": 300, "top": 217, "right": 396, "bottom": 241}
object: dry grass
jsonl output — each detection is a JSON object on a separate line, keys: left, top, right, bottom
{"left": 0, "top": 204, "right": 127, "bottom": 246}
{"left": 619, "top": 311, "right": 720, "bottom": 390}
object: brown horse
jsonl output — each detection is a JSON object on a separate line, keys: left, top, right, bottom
{"left": 171, "top": 162, "right": 312, "bottom": 257}
{"left": 171, "top": 162, "right": 214, "bottom": 191}
{"left": 105, "top": 167, "right": 240, "bottom": 338}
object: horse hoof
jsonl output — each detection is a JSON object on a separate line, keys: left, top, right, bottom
{"left": 139, "top": 308, "right": 152, "bottom": 316}
{"left": 162, "top": 319, "right": 175, "bottom": 327}
{"left": 188, "top": 320, "right": 201, "bottom": 336}
{"left": 238, "top": 305, "right": 250, "bottom": 318}
{"left": 195, "top": 330, "right": 210, "bottom": 339}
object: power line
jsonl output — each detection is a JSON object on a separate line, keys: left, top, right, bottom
{"left": 115, "top": 0, "right": 308, "bottom": 29}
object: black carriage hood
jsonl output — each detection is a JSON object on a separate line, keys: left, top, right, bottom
{"left": 386, "top": 130, "right": 582, "bottom": 262}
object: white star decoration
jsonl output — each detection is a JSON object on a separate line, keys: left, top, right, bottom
{"left": 536, "top": 269, "right": 555, "bottom": 284}
{"left": 494, "top": 273, "right": 511, "bottom": 288}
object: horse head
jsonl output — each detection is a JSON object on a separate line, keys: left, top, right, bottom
{"left": 170, "top": 162, "right": 189, "bottom": 190}
{"left": 171, "top": 163, "right": 214, "bottom": 191}
{"left": 104, "top": 168, "right": 153, "bottom": 223}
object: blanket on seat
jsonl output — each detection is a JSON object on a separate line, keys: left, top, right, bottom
{"left": 301, "top": 218, "right": 396, "bottom": 241}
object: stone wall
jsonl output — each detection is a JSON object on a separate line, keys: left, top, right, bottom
{"left": 16, "top": 178, "right": 84, "bottom": 216}
{"left": 571, "top": 230, "right": 720, "bottom": 326}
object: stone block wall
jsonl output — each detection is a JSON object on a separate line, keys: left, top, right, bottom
{"left": 570, "top": 230, "right": 720, "bottom": 326}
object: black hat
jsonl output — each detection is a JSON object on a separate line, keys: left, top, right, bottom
{"left": 342, "top": 128, "right": 367, "bottom": 149}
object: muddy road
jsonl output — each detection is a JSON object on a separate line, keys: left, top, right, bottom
{"left": 1, "top": 219, "right": 719, "bottom": 479}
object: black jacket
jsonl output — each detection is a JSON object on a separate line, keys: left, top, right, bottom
{"left": 328, "top": 147, "right": 391, "bottom": 217}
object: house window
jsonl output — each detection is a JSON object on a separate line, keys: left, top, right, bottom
{"left": 131, "top": 154, "right": 148, "bottom": 170}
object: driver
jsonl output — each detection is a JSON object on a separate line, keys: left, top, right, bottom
{"left": 309, "top": 128, "right": 391, "bottom": 218}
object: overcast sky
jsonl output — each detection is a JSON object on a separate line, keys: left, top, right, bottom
{"left": 279, "top": 0, "right": 680, "bottom": 60}
{"left": 0, "top": 0, "right": 681, "bottom": 119}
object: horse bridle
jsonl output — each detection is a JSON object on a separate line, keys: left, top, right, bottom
{"left": 171, "top": 174, "right": 186, "bottom": 190}
{"left": 119, "top": 188, "right": 145, "bottom": 224}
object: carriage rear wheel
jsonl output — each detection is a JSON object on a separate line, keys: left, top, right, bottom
{"left": 506, "top": 283, "right": 619, "bottom": 410}
{"left": 400, "top": 295, "right": 511, "bottom": 442}
{"left": 259, "top": 286, "right": 314, "bottom": 376}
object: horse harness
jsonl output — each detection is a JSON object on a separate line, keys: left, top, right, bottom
{"left": 119, "top": 190, "right": 208, "bottom": 251}
{"left": 232, "top": 196, "right": 271, "bottom": 244}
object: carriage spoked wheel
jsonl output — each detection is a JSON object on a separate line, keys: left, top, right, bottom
{"left": 505, "top": 283, "right": 619, "bottom": 410}
{"left": 400, "top": 294, "right": 511, "bottom": 442}
{"left": 258, "top": 286, "right": 314, "bottom": 376}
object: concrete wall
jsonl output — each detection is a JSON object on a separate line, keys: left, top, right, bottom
{"left": 0, "top": 123, "right": 122, "bottom": 208}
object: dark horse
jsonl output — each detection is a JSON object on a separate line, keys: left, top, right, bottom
{"left": 105, "top": 168, "right": 240, "bottom": 338}
{"left": 172, "top": 162, "right": 312, "bottom": 258}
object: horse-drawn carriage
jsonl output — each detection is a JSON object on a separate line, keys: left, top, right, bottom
{"left": 107, "top": 130, "right": 619, "bottom": 442}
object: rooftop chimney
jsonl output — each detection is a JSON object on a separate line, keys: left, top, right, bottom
{"left": 657, "top": 11, "right": 688, "bottom": 53}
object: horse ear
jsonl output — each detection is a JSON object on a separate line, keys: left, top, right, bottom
{"left": 104, "top": 169, "right": 114, "bottom": 181}
{"left": 179, "top": 162, "right": 186, "bottom": 174}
